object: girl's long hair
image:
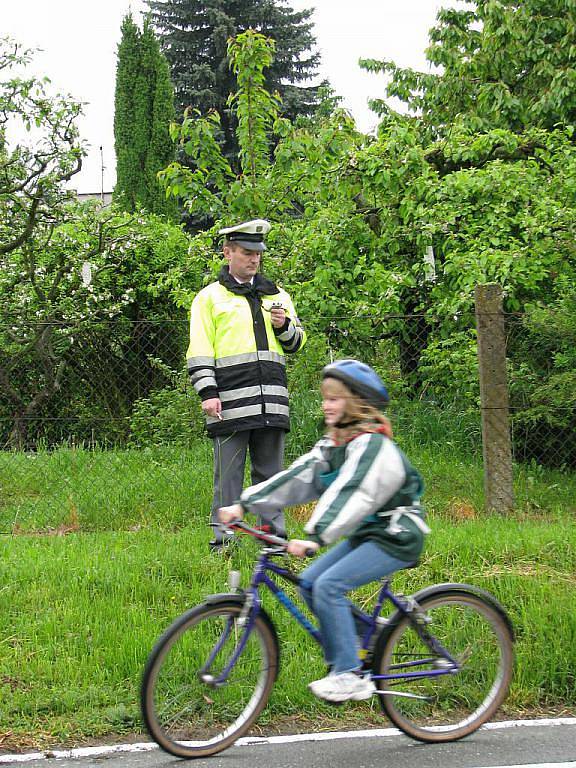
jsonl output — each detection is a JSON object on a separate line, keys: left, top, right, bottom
{"left": 322, "top": 377, "right": 392, "bottom": 444}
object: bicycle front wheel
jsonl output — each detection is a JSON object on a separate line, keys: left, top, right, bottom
{"left": 374, "top": 589, "right": 514, "bottom": 742}
{"left": 141, "top": 600, "right": 279, "bottom": 758}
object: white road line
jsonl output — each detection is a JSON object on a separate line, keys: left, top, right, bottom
{"left": 1, "top": 718, "right": 575, "bottom": 763}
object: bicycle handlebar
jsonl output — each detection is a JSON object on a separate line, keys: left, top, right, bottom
{"left": 215, "top": 520, "right": 318, "bottom": 557}
{"left": 216, "top": 520, "right": 288, "bottom": 547}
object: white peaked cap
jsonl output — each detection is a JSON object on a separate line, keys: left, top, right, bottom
{"left": 218, "top": 219, "right": 271, "bottom": 251}
{"left": 218, "top": 219, "right": 271, "bottom": 237}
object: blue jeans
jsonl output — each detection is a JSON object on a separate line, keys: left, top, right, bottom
{"left": 299, "top": 540, "right": 413, "bottom": 674}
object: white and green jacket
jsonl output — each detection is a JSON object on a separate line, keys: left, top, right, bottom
{"left": 240, "top": 430, "right": 429, "bottom": 562}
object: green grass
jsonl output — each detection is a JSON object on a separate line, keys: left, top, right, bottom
{"left": 0, "top": 444, "right": 214, "bottom": 533}
{"left": 2, "top": 437, "right": 574, "bottom": 535}
{"left": 0, "top": 438, "right": 575, "bottom": 751}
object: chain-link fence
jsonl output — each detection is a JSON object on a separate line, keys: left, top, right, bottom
{"left": 1, "top": 293, "right": 574, "bottom": 533}
{"left": 507, "top": 315, "right": 576, "bottom": 469}
{"left": 0, "top": 315, "right": 190, "bottom": 450}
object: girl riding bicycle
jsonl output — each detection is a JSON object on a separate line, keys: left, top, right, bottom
{"left": 218, "top": 359, "right": 429, "bottom": 704}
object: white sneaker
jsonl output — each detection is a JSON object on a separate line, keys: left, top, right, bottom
{"left": 308, "top": 671, "right": 376, "bottom": 702}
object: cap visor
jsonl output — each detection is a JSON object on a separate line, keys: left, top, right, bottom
{"left": 231, "top": 240, "right": 266, "bottom": 251}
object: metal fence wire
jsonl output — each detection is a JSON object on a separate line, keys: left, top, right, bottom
{"left": 506, "top": 313, "right": 576, "bottom": 469}
{"left": 0, "top": 302, "right": 573, "bottom": 532}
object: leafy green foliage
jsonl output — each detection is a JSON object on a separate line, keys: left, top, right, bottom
{"left": 146, "top": 0, "right": 323, "bottom": 161}
{"left": 0, "top": 204, "right": 190, "bottom": 448}
{"left": 158, "top": 15, "right": 576, "bottom": 465}
{"left": 228, "top": 31, "right": 280, "bottom": 186}
{"left": 0, "top": 38, "right": 84, "bottom": 257}
{"left": 362, "top": 0, "right": 576, "bottom": 135}
{"left": 160, "top": 31, "right": 282, "bottom": 220}
{"left": 113, "top": 15, "right": 176, "bottom": 215}
{"left": 130, "top": 387, "right": 204, "bottom": 447}
{"left": 4, "top": 4, "right": 576, "bottom": 468}
{"left": 508, "top": 278, "right": 576, "bottom": 465}
{"left": 129, "top": 358, "right": 205, "bottom": 447}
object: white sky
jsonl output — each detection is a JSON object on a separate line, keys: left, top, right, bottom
{"left": 2, "top": 0, "right": 466, "bottom": 193}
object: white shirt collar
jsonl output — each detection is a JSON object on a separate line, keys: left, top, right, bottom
{"left": 231, "top": 274, "right": 254, "bottom": 285}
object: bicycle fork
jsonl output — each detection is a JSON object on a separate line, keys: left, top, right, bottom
{"left": 198, "top": 594, "right": 259, "bottom": 688}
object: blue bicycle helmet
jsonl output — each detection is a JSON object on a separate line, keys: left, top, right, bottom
{"left": 322, "top": 359, "right": 390, "bottom": 409}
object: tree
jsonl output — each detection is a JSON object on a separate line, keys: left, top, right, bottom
{"left": 146, "top": 0, "right": 322, "bottom": 161}
{"left": 159, "top": 30, "right": 280, "bottom": 222}
{"left": 0, "top": 37, "right": 85, "bottom": 447}
{"left": 0, "top": 201, "right": 191, "bottom": 449}
{"left": 159, "top": 31, "right": 388, "bottom": 358}
{"left": 0, "top": 205, "right": 135, "bottom": 449}
{"left": 113, "top": 15, "right": 176, "bottom": 215}
{"left": 0, "top": 37, "right": 191, "bottom": 449}
{"left": 353, "top": 2, "right": 576, "bottom": 465}
{"left": 167, "top": 26, "right": 575, "bottom": 384}
{"left": 362, "top": 0, "right": 576, "bottom": 137}
{"left": 509, "top": 278, "right": 576, "bottom": 466}
{"left": 0, "top": 38, "right": 84, "bottom": 258}
{"left": 351, "top": 0, "right": 576, "bottom": 397}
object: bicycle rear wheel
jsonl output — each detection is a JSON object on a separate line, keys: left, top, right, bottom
{"left": 374, "top": 589, "right": 513, "bottom": 742}
{"left": 141, "top": 600, "right": 278, "bottom": 758}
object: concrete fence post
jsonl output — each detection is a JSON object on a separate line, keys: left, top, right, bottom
{"left": 475, "top": 284, "right": 514, "bottom": 512}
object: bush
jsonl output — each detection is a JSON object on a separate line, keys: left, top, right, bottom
{"left": 129, "top": 387, "right": 205, "bottom": 447}
{"left": 508, "top": 286, "right": 576, "bottom": 467}
{"left": 285, "top": 334, "right": 328, "bottom": 458}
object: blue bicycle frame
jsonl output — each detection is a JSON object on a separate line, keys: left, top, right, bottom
{"left": 210, "top": 541, "right": 459, "bottom": 686}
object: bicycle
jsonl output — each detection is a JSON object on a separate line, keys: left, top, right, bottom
{"left": 141, "top": 521, "right": 514, "bottom": 758}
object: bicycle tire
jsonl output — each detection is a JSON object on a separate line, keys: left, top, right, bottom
{"left": 141, "top": 598, "right": 279, "bottom": 758}
{"left": 373, "top": 587, "right": 514, "bottom": 743}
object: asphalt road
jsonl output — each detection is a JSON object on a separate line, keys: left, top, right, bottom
{"left": 2, "top": 720, "right": 576, "bottom": 768}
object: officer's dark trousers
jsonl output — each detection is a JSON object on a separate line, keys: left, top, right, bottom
{"left": 211, "top": 427, "right": 286, "bottom": 542}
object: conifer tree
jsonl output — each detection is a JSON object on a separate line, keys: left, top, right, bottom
{"left": 145, "top": 0, "right": 322, "bottom": 158}
{"left": 114, "top": 14, "right": 176, "bottom": 215}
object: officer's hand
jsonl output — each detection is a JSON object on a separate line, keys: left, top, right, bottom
{"left": 270, "top": 307, "right": 287, "bottom": 328}
{"left": 202, "top": 397, "right": 222, "bottom": 419}
{"left": 218, "top": 504, "right": 244, "bottom": 524}
{"left": 287, "top": 539, "right": 320, "bottom": 558}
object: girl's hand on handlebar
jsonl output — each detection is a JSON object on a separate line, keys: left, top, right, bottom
{"left": 218, "top": 504, "right": 244, "bottom": 525}
{"left": 287, "top": 539, "right": 320, "bottom": 558}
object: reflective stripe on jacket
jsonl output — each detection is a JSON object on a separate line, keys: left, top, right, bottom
{"left": 187, "top": 266, "right": 306, "bottom": 436}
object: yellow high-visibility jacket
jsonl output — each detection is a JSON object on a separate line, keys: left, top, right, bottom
{"left": 187, "top": 267, "right": 306, "bottom": 436}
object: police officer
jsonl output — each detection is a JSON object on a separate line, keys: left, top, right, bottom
{"left": 187, "top": 219, "right": 307, "bottom": 550}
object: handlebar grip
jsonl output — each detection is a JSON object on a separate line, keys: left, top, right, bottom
{"left": 226, "top": 519, "right": 288, "bottom": 547}
{"left": 305, "top": 549, "right": 317, "bottom": 558}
